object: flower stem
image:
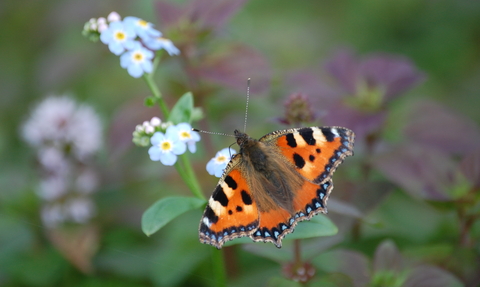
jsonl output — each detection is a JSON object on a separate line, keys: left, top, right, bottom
{"left": 179, "top": 153, "right": 205, "bottom": 200}
{"left": 212, "top": 249, "right": 227, "bottom": 287}
{"left": 143, "top": 73, "right": 205, "bottom": 201}
{"left": 294, "top": 239, "right": 302, "bottom": 264}
{"left": 143, "top": 74, "right": 170, "bottom": 118}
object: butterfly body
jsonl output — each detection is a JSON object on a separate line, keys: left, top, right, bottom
{"left": 199, "top": 126, "right": 354, "bottom": 249}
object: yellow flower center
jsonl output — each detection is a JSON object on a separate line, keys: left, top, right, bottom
{"left": 217, "top": 155, "right": 226, "bottom": 163}
{"left": 114, "top": 31, "right": 126, "bottom": 41}
{"left": 132, "top": 52, "right": 144, "bottom": 62}
{"left": 180, "top": 131, "right": 191, "bottom": 139}
{"left": 161, "top": 141, "right": 171, "bottom": 151}
{"left": 138, "top": 20, "right": 148, "bottom": 27}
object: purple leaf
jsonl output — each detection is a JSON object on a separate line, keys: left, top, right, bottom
{"left": 194, "top": 44, "right": 271, "bottom": 94}
{"left": 373, "top": 240, "right": 404, "bottom": 273}
{"left": 324, "top": 48, "right": 359, "bottom": 95}
{"left": 359, "top": 53, "right": 426, "bottom": 101}
{"left": 323, "top": 102, "right": 387, "bottom": 141}
{"left": 373, "top": 144, "right": 456, "bottom": 201}
{"left": 459, "top": 147, "right": 480, "bottom": 187}
{"left": 156, "top": 1, "right": 185, "bottom": 29}
{"left": 286, "top": 69, "right": 342, "bottom": 108}
{"left": 403, "top": 265, "right": 463, "bottom": 287}
{"left": 189, "top": 0, "right": 247, "bottom": 32}
{"left": 404, "top": 100, "right": 480, "bottom": 156}
{"left": 324, "top": 48, "right": 425, "bottom": 102}
{"left": 314, "top": 249, "right": 370, "bottom": 287}
{"left": 156, "top": 0, "right": 247, "bottom": 32}
{"left": 328, "top": 198, "right": 363, "bottom": 219}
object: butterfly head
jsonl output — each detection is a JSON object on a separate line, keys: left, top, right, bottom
{"left": 234, "top": 129, "right": 256, "bottom": 149}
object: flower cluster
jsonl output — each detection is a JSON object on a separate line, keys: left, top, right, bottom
{"left": 277, "top": 93, "right": 316, "bottom": 125}
{"left": 132, "top": 117, "right": 234, "bottom": 176}
{"left": 21, "top": 95, "right": 102, "bottom": 228}
{"left": 133, "top": 119, "right": 201, "bottom": 166}
{"left": 83, "top": 12, "right": 180, "bottom": 78}
{"left": 132, "top": 116, "right": 172, "bottom": 147}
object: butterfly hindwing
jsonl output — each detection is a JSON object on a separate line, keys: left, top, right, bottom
{"left": 248, "top": 179, "right": 329, "bottom": 247}
{"left": 199, "top": 155, "right": 260, "bottom": 249}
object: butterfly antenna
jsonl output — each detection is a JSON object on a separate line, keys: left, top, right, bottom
{"left": 192, "top": 128, "right": 235, "bottom": 138}
{"left": 243, "top": 78, "right": 251, "bottom": 133}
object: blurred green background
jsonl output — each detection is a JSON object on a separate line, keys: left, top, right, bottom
{"left": 1, "top": 0, "right": 479, "bottom": 286}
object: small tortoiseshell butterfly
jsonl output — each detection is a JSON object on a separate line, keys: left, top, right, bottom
{"left": 199, "top": 126, "right": 354, "bottom": 249}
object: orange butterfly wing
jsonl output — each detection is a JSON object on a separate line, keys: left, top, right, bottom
{"left": 199, "top": 156, "right": 260, "bottom": 249}
{"left": 199, "top": 126, "right": 354, "bottom": 249}
{"left": 250, "top": 127, "right": 354, "bottom": 246}
{"left": 263, "top": 126, "right": 354, "bottom": 184}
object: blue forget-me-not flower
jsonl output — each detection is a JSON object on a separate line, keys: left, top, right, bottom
{"left": 207, "top": 148, "right": 236, "bottom": 178}
{"left": 100, "top": 20, "right": 136, "bottom": 55}
{"left": 172, "top": 123, "right": 201, "bottom": 153}
{"left": 144, "top": 37, "right": 180, "bottom": 56}
{"left": 123, "top": 16, "right": 162, "bottom": 41}
{"left": 120, "top": 41, "right": 154, "bottom": 78}
{"left": 148, "top": 126, "right": 187, "bottom": 166}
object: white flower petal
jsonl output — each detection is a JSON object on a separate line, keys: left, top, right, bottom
{"left": 172, "top": 141, "right": 187, "bottom": 155}
{"left": 187, "top": 141, "right": 197, "bottom": 153}
{"left": 150, "top": 117, "right": 161, "bottom": 126}
{"left": 215, "top": 164, "right": 226, "bottom": 178}
{"left": 206, "top": 159, "right": 216, "bottom": 176}
{"left": 107, "top": 12, "right": 121, "bottom": 22}
{"left": 160, "top": 152, "right": 177, "bottom": 166}
{"left": 150, "top": 132, "right": 165, "bottom": 146}
{"left": 148, "top": 146, "right": 163, "bottom": 161}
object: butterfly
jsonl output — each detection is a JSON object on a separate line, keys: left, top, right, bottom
{"left": 199, "top": 126, "right": 354, "bottom": 249}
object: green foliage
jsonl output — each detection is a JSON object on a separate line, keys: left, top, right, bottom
{"left": 142, "top": 196, "right": 206, "bottom": 236}
{"left": 168, "top": 92, "right": 194, "bottom": 124}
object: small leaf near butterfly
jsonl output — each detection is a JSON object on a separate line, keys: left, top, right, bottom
{"left": 142, "top": 196, "right": 206, "bottom": 236}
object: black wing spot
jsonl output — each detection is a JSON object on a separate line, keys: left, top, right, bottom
{"left": 236, "top": 206, "right": 243, "bottom": 212}
{"left": 316, "top": 148, "right": 321, "bottom": 153}
{"left": 299, "top": 128, "right": 316, "bottom": 145}
{"left": 241, "top": 190, "right": 253, "bottom": 205}
{"left": 228, "top": 210, "right": 233, "bottom": 215}
{"left": 309, "top": 155, "right": 315, "bottom": 162}
{"left": 321, "top": 128, "right": 336, "bottom": 142}
{"left": 293, "top": 153, "right": 306, "bottom": 169}
{"left": 204, "top": 205, "right": 219, "bottom": 224}
{"left": 224, "top": 175, "right": 238, "bottom": 190}
{"left": 285, "top": 133, "right": 297, "bottom": 147}
{"left": 212, "top": 186, "right": 229, "bottom": 207}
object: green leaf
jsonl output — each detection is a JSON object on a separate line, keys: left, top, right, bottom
{"left": 142, "top": 196, "right": 206, "bottom": 236}
{"left": 267, "top": 277, "right": 303, "bottom": 287}
{"left": 168, "top": 92, "right": 194, "bottom": 124}
{"left": 191, "top": 107, "right": 204, "bottom": 122}
{"left": 282, "top": 214, "right": 338, "bottom": 239}
{"left": 224, "top": 214, "right": 337, "bottom": 247}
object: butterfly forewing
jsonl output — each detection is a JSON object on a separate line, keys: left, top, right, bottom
{"left": 199, "top": 156, "right": 260, "bottom": 249}
{"left": 263, "top": 126, "right": 354, "bottom": 184}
